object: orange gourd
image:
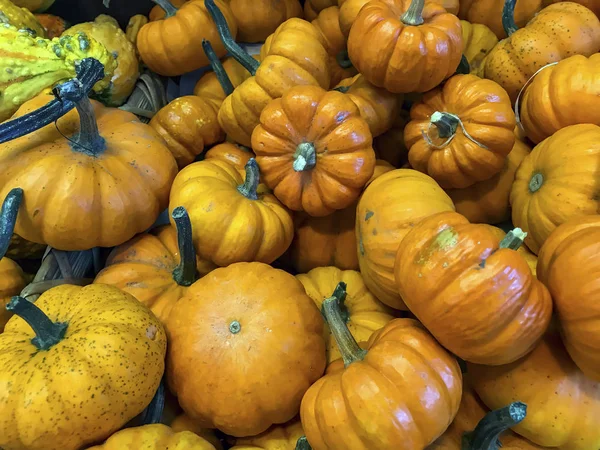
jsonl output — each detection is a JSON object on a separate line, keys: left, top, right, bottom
{"left": 227, "top": 0, "right": 303, "bottom": 43}
{"left": 394, "top": 211, "right": 552, "bottom": 364}
{"left": 203, "top": 142, "right": 254, "bottom": 172}
{"left": 459, "top": 0, "right": 541, "bottom": 39}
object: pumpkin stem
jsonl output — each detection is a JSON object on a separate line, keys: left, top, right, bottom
{"left": 229, "top": 320, "right": 241, "bottom": 334}
{"left": 333, "top": 85, "right": 350, "bottom": 94}
{"left": 456, "top": 55, "right": 470, "bottom": 75}
{"left": 336, "top": 50, "right": 354, "bottom": 69}
{"left": 321, "top": 282, "right": 367, "bottom": 366}
{"left": 462, "top": 402, "right": 527, "bottom": 450}
{"left": 171, "top": 206, "right": 198, "bottom": 287}
{"left": 151, "top": 0, "right": 178, "bottom": 18}
{"left": 70, "top": 94, "right": 107, "bottom": 156}
{"left": 6, "top": 296, "right": 68, "bottom": 350}
{"left": 0, "top": 188, "right": 23, "bottom": 260}
{"left": 502, "top": 0, "right": 518, "bottom": 36}
{"left": 202, "top": 39, "right": 235, "bottom": 96}
{"left": 528, "top": 173, "right": 543, "bottom": 193}
{"left": 293, "top": 142, "right": 317, "bottom": 172}
{"left": 400, "top": 0, "right": 425, "bottom": 26}
{"left": 296, "top": 436, "right": 313, "bottom": 450}
{"left": 430, "top": 111, "right": 459, "bottom": 138}
{"left": 499, "top": 228, "right": 527, "bottom": 251}
{"left": 237, "top": 158, "right": 260, "bottom": 200}
{"left": 205, "top": 0, "right": 260, "bottom": 75}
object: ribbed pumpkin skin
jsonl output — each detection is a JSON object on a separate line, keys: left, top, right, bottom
{"left": 0, "top": 258, "right": 26, "bottom": 332}
{"left": 204, "top": 142, "right": 254, "bottom": 173}
{"left": 510, "top": 124, "right": 600, "bottom": 254}
{"left": 520, "top": 54, "right": 600, "bottom": 144}
{"left": 459, "top": 0, "right": 541, "bottom": 39}
{"left": 460, "top": 20, "right": 498, "bottom": 76}
{"left": 231, "top": 419, "right": 304, "bottom": 449}
{"left": 228, "top": 0, "right": 302, "bottom": 43}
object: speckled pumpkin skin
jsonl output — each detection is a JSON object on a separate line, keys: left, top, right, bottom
{"left": 0, "top": 284, "right": 167, "bottom": 450}
{"left": 0, "top": 257, "right": 27, "bottom": 332}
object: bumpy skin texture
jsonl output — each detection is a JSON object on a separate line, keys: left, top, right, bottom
{"left": 347, "top": 0, "right": 463, "bottom": 94}
{"left": 166, "top": 262, "right": 326, "bottom": 437}
{"left": 0, "top": 93, "right": 177, "bottom": 251}
{"left": 9, "top": 0, "right": 54, "bottom": 12}
{"left": 0, "top": 258, "right": 26, "bottom": 332}
{"left": 520, "top": 54, "right": 600, "bottom": 144}
{"left": 460, "top": 20, "right": 498, "bottom": 76}
{"left": 301, "top": 318, "right": 463, "bottom": 450}
{"left": 484, "top": 2, "right": 600, "bottom": 102}
{"left": 510, "top": 124, "right": 600, "bottom": 254}
{"left": 404, "top": 74, "right": 517, "bottom": 189}
{"left": 231, "top": 419, "right": 304, "bottom": 449}
{"left": 0, "top": 0, "right": 46, "bottom": 36}
{"left": 459, "top": 0, "right": 541, "bottom": 39}
{"left": 469, "top": 333, "right": 600, "bottom": 450}
{"left": 394, "top": 211, "right": 552, "bottom": 365}
{"left": 537, "top": 216, "right": 600, "bottom": 381}
{"left": 228, "top": 0, "right": 302, "bottom": 43}
{"left": 0, "top": 284, "right": 167, "bottom": 450}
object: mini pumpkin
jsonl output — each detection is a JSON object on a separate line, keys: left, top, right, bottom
{"left": 166, "top": 262, "right": 326, "bottom": 437}
{"left": 0, "top": 0, "right": 46, "bottom": 36}
{"left": 170, "top": 415, "right": 223, "bottom": 450}
{"left": 150, "top": 0, "right": 188, "bottom": 20}
{"left": 460, "top": 20, "right": 499, "bottom": 76}
{"left": 0, "top": 284, "right": 167, "bottom": 450}
{"left": 231, "top": 419, "right": 304, "bottom": 449}
{"left": 252, "top": 85, "right": 376, "bottom": 217}
{"left": 459, "top": 0, "right": 541, "bottom": 39}
{"left": 203, "top": 142, "right": 254, "bottom": 173}
{"left": 510, "top": 124, "right": 600, "bottom": 254}
{"left": 404, "top": 73, "right": 516, "bottom": 189}
{"left": 227, "top": 0, "right": 302, "bottom": 43}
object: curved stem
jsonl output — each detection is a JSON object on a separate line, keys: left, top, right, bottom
{"left": 293, "top": 142, "right": 316, "bottom": 172}
{"left": 204, "top": 0, "right": 260, "bottom": 75}
{"left": 502, "top": 0, "right": 518, "bottom": 36}
{"left": 151, "top": 0, "right": 178, "bottom": 18}
{"left": 456, "top": 55, "right": 470, "bottom": 75}
{"left": 171, "top": 206, "right": 197, "bottom": 286}
{"left": 202, "top": 39, "right": 234, "bottom": 96}
{"left": 462, "top": 402, "right": 527, "bottom": 450}
{"left": 0, "top": 188, "right": 23, "bottom": 260}
{"left": 71, "top": 96, "right": 107, "bottom": 156}
{"left": 321, "top": 282, "right": 367, "bottom": 367}
{"left": 237, "top": 158, "right": 260, "bottom": 200}
{"left": 431, "top": 111, "right": 459, "bottom": 138}
{"left": 296, "top": 436, "right": 313, "bottom": 450}
{"left": 401, "top": 0, "right": 425, "bottom": 26}
{"left": 336, "top": 50, "right": 353, "bottom": 69}
{"left": 499, "top": 228, "right": 527, "bottom": 251}
{"left": 529, "top": 173, "right": 543, "bottom": 193}
{"left": 6, "top": 296, "right": 68, "bottom": 350}
{"left": 0, "top": 58, "right": 105, "bottom": 144}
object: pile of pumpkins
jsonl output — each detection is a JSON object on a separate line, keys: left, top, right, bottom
{"left": 0, "top": 0, "right": 599, "bottom": 448}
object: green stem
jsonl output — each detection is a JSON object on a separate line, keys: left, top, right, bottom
{"left": 462, "top": 402, "right": 527, "bottom": 450}
{"left": 202, "top": 39, "right": 234, "bottom": 96}
{"left": 431, "top": 111, "right": 459, "bottom": 139}
{"left": 321, "top": 282, "right": 367, "bottom": 367}
{"left": 6, "top": 296, "right": 68, "bottom": 350}
{"left": 336, "top": 50, "right": 353, "bottom": 69}
{"left": 334, "top": 85, "right": 350, "bottom": 94}
{"left": 502, "top": 0, "right": 518, "bottom": 36}
{"left": 529, "top": 173, "right": 543, "bottom": 193}
{"left": 204, "top": 0, "right": 260, "bottom": 75}
{"left": 237, "top": 158, "right": 260, "bottom": 200}
{"left": 71, "top": 96, "right": 107, "bottom": 156}
{"left": 400, "top": 0, "right": 425, "bottom": 26}
{"left": 229, "top": 320, "right": 241, "bottom": 334}
{"left": 456, "top": 55, "right": 470, "bottom": 75}
{"left": 152, "top": 0, "right": 178, "bottom": 18}
{"left": 293, "top": 142, "right": 316, "bottom": 172}
{"left": 296, "top": 436, "right": 313, "bottom": 450}
{"left": 171, "top": 206, "right": 197, "bottom": 286}
{"left": 0, "top": 188, "right": 23, "bottom": 260}
{"left": 499, "top": 228, "right": 527, "bottom": 251}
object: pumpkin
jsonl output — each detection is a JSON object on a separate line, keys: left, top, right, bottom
{"left": 252, "top": 85, "right": 376, "bottom": 217}
{"left": 395, "top": 211, "right": 552, "bottom": 364}
{"left": 231, "top": 419, "right": 304, "bottom": 449}
{"left": 193, "top": 55, "right": 258, "bottom": 106}
{"left": 373, "top": 110, "right": 410, "bottom": 167}
{"left": 543, "top": 0, "right": 600, "bottom": 16}
{"left": 303, "top": 0, "right": 318, "bottom": 20}
{"left": 207, "top": 0, "right": 331, "bottom": 147}
{"left": 94, "top": 207, "right": 215, "bottom": 324}
{"left": 227, "top": 0, "right": 302, "bottom": 43}
{"left": 149, "top": 96, "right": 224, "bottom": 169}
{"left": 357, "top": 168, "right": 455, "bottom": 310}
{"left": 303, "top": 0, "right": 336, "bottom": 17}
{"left": 0, "top": 72, "right": 177, "bottom": 251}
{"left": 204, "top": 142, "right": 254, "bottom": 172}
{"left": 296, "top": 267, "right": 395, "bottom": 363}
{"left": 510, "top": 124, "right": 600, "bottom": 254}
{"left": 459, "top": 0, "right": 541, "bottom": 39}
{"left": 0, "top": 25, "right": 116, "bottom": 122}
{"left": 347, "top": 0, "right": 463, "bottom": 94}
{"left": 10, "top": 0, "right": 54, "bottom": 13}
{"left": 0, "top": 284, "right": 167, "bottom": 450}
{"left": 0, "top": 0, "right": 45, "bottom": 36}
{"left": 137, "top": 0, "right": 238, "bottom": 76}
{"left": 34, "top": 13, "right": 69, "bottom": 38}
{"left": 519, "top": 54, "right": 600, "bottom": 144}
{"left": 62, "top": 15, "right": 139, "bottom": 106}
{"left": 483, "top": 0, "right": 600, "bottom": 103}
{"left": 150, "top": 0, "right": 188, "bottom": 21}
{"left": 537, "top": 216, "right": 600, "bottom": 380}
{"left": 169, "top": 158, "right": 293, "bottom": 267}
{"left": 125, "top": 15, "right": 148, "bottom": 60}
{"left": 166, "top": 262, "right": 326, "bottom": 437}
{"left": 334, "top": 74, "right": 400, "bottom": 137}
{"left": 170, "top": 415, "right": 223, "bottom": 450}
{"left": 469, "top": 333, "right": 600, "bottom": 449}
{"left": 311, "top": 6, "right": 358, "bottom": 87}
{"left": 300, "top": 284, "right": 462, "bottom": 449}
{"left": 483, "top": 224, "right": 538, "bottom": 277}
{"left": 6, "top": 233, "right": 46, "bottom": 260}
{"left": 0, "top": 257, "right": 26, "bottom": 332}
{"left": 446, "top": 137, "right": 531, "bottom": 224}
{"left": 404, "top": 73, "right": 516, "bottom": 189}
{"left": 460, "top": 20, "right": 499, "bottom": 76}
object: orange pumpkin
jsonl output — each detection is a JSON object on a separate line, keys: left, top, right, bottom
{"left": 137, "top": 0, "right": 238, "bottom": 76}
{"left": 394, "top": 211, "right": 552, "bottom": 365}
{"left": 510, "top": 124, "right": 600, "bottom": 254}
{"left": 251, "top": 85, "right": 376, "bottom": 217}
{"left": 231, "top": 419, "right": 304, "bottom": 449}
{"left": 300, "top": 285, "right": 462, "bottom": 449}
{"left": 483, "top": 0, "right": 600, "bottom": 103}
{"left": 484, "top": 225, "right": 538, "bottom": 277}
{"left": 166, "top": 262, "right": 326, "bottom": 437}
{"left": 404, "top": 74, "right": 516, "bottom": 189}
{"left": 519, "top": 54, "right": 600, "bottom": 144}
{"left": 203, "top": 142, "right": 254, "bottom": 172}
{"left": 34, "top": 13, "right": 69, "bottom": 38}
{"left": 150, "top": 0, "right": 188, "bottom": 20}
{"left": 357, "top": 168, "right": 455, "bottom": 310}
{"left": 227, "top": 0, "right": 302, "bottom": 43}
{"left": 459, "top": 0, "right": 542, "bottom": 39}
{"left": 446, "top": 137, "right": 530, "bottom": 224}
{"left": 303, "top": 0, "right": 336, "bottom": 17}
{"left": 347, "top": 0, "right": 463, "bottom": 93}
{"left": 537, "top": 216, "right": 600, "bottom": 381}
{"left": 193, "top": 55, "right": 258, "bottom": 106}
{"left": 469, "top": 333, "right": 600, "bottom": 449}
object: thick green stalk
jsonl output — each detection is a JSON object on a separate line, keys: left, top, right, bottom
{"left": 293, "top": 143, "right": 317, "bottom": 172}
{"left": 296, "top": 436, "right": 313, "bottom": 450}
{"left": 152, "top": 0, "right": 178, "bottom": 18}
{"left": 237, "top": 158, "right": 260, "bottom": 200}
{"left": 431, "top": 111, "right": 459, "bottom": 138}
{"left": 401, "top": 0, "right": 425, "bottom": 26}
{"left": 462, "top": 402, "right": 527, "bottom": 450}
{"left": 171, "top": 206, "right": 197, "bottom": 286}
{"left": 502, "top": 0, "right": 518, "bottom": 36}
{"left": 0, "top": 188, "right": 23, "bottom": 259}
{"left": 202, "top": 39, "right": 235, "bottom": 96}
{"left": 499, "top": 228, "right": 527, "bottom": 251}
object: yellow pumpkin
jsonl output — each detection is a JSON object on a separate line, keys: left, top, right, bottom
{"left": 460, "top": 20, "right": 498, "bottom": 76}
{"left": 9, "top": 0, "right": 54, "bottom": 13}
{"left": 0, "top": 257, "right": 27, "bottom": 332}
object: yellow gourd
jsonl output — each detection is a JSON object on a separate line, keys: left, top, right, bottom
{"left": 0, "top": 0, "right": 45, "bottom": 35}
{"left": 9, "top": 0, "right": 54, "bottom": 13}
